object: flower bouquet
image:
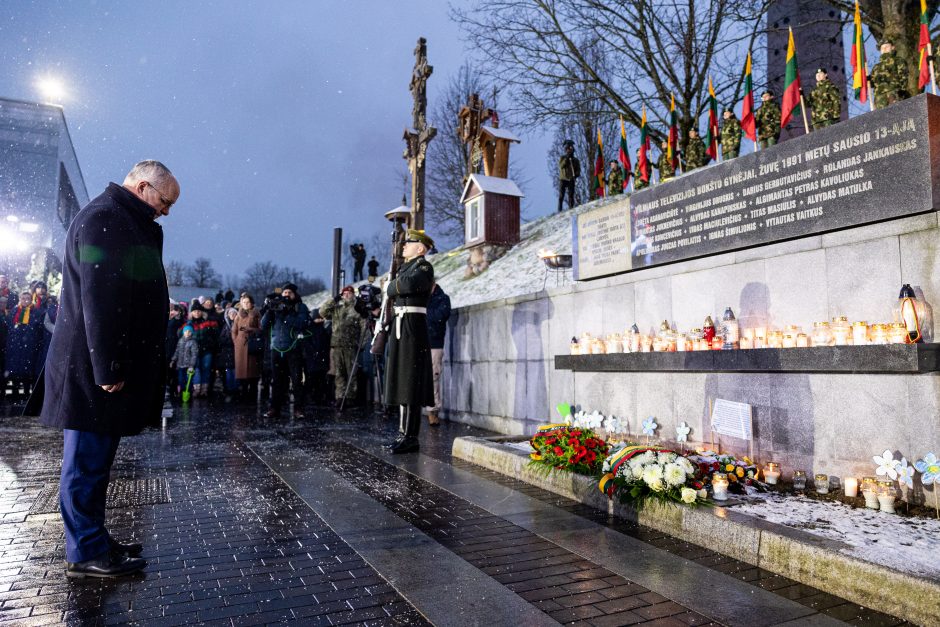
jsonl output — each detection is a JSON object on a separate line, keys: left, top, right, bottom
{"left": 598, "top": 445, "right": 705, "bottom": 508}
{"left": 528, "top": 424, "right": 610, "bottom": 476}
{"left": 686, "top": 450, "right": 766, "bottom": 495}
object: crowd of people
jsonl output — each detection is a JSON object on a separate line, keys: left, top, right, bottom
{"left": 0, "top": 276, "right": 57, "bottom": 401}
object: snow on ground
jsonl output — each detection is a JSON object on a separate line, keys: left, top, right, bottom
{"left": 303, "top": 197, "right": 617, "bottom": 311}
{"left": 731, "top": 492, "right": 940, "bottom": 581}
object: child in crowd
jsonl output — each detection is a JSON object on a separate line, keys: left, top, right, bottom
{"left": 170, "top": 325, "right": 199, "bottom": 398}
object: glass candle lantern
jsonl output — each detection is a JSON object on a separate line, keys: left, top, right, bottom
{"left": 852, "top": 321, "right": 869, "bottom": 346}
{"left": 894, "top": 284, "right": 926, "bottom": 343}
{"left": 570, "top": 338, "right": 581, "bottom": 355}
{"left": 811, "top": 322, "right": 833, "bottom": 347}
{"left": 711, "top": 336, "right": 725, "bottom": 350}
{"left": 739, "top": 336, "right": 753, "bottom": 350}
{"left": 592, "top": 338, "right": 606, "bottom": 354}
{"left": 721, "top": 307, "right": 739, "bottom": 349}
{"left": 763, "top": 462, "right": 781, "bottom": 485}
{"left": 888, "top": 322, "right": 908, "bottom": 344}
{"left": 767, "top": 331, "right": 784, "bottom": 349}
{"left": 861, "top": 476, "right": 879, "bottom": 509}
{"left": 785, "top": 324, "right": 803, "bottom": 336}
{"left": 796, "top": 333, "right": 809, "bottom": 348}
{"left": 815, "top": 473, "right": 830, "bottom": 494}
{"left": 676, "top": 334, "right": 688, "bottom": 352}
{"left": 844, "top": 477, "right": 858, "bottom": 498}
{"left": 782, "top": 334, "right": 796, "bottom": 349}
{"left": 877, "top": 480, "right": 896, "bottom": 514}
{"left": 831, "top": 316, "right": 851, "bottom": 345}
{"left": 712, "top": 474, "right": 729, "bottom": 501}
{"left": 792, "top": 470, "right": 807, "bottom": 491}
{"left": 869, "top": 324, "right": 889, "bottom": 345}
{"left": 605, "top": 334, "right": 623, "bottom": 354}
{"left": 639, "top": 334, "right": 653, "bottom": 353}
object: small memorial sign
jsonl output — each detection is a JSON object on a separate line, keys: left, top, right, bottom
{"left": 711, "top": 399, "right": 752, "bottom": 440}
{"left": 572, "top": 200, "right": 631, "bottom": 280}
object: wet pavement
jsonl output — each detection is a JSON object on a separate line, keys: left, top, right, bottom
{"left": 0, "top": 397, "right": 909, "bottom": 626}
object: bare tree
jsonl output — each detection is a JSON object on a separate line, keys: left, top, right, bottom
{"left": 453, "top": 0, "right": 771, "bottom": 151}
{"left": 185, "top": 257, "right": 220, "bottom": 288}
{"left": 165, "top": 260, "right": 186, "bottom": 286}
{"left": 242, "top": 261, "right": 284, "bottom": 298}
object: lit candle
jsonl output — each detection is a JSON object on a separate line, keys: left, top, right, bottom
{"left": 844, "top": 477, "right": 858, "bottom": 498}
{"left": 852, "top": 321, "right": 868, "bottom": 345}
{"left": 743, "top": 328, "right": 755, "bottom": 341}
{"left": 877, "top": 480, "right": 896, "bottom": 514}
{"left": 712, "top": 474, "right": 729, "bottom": 501}
{"left": 676, "top": 335, "right": 687, "bottom": 352}
{"left": 815, "top": 473, "right": 829, "bottom": 494}
{"left": 796, "top": 333, "right": 809, "bottom": 348}
{"left": 763, "top": 462, "right": 781, "bottom": 485}
{"left": 739, "top": 337, "right": 753, "bottom": 350}
{"left": 861, "top": 476, "right": 879, "bottom": 509}
{"left": 792, "top": 470, "right": 807, "bottom": 491}
{"left": 711, "top": 336, "right": 724, "bottom": 350}
{"left": 754, "top": 326, "right": 766, "bottom": 339}
{"left": 782, "top": 334, "right": 796, "bottom": 349}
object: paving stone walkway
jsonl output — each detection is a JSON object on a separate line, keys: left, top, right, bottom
{"left": 0, "top": 399, "right": 909, "bottom": 626}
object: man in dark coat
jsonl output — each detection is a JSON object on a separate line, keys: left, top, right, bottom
{"left": 39, "top": 160, "right": 179, "bottom": 578}
{"left": 260, "top": 283, "right": 309, "bottom": 418}
{"left": 384, "top": 229, "right": 435, "bottom": 454}
{"left": 367, "top": 256, "right": 380, "bottom": 280}
{"left": 424, "top": 283, "right": 451, "bottom": 426}
{"left": 351, "top": 243, "right": 367, "bottom": 282}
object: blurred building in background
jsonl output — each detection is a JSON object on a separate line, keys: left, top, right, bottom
{"left": 0, "top": 97, "right": 88, "bottom": 289}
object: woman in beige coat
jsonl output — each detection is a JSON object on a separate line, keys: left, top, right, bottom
{"left": 232, "top": 293, "right": 262, "bottom": 401}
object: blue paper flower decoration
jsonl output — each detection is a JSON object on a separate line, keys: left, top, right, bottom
{"left": 915, "top": 452, "right": 940, "bottom": 485}
{"left": 897, "top": 458, "right": 915, "bottom": 489}
{"left": 642, "top": 416, "right": 658, "bottom": 437}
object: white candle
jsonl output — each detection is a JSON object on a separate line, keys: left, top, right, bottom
{"left": 844, "top": 477, "right": 858, "bottom": 498}
{"left": 878, "top": 494, "right": 896, "bottom": 514}
{"left": 712, "top": 476, "right": 729, "bottom": 501}
{"left": 763, "top": 463, "right": 780, "bottom": 485}
{"left": 863, "top": 490, "right": 880, "bottom": 509}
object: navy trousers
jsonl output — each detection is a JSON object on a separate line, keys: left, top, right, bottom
{"left": 60, "top": 429, "right": 121, "bottom": 563}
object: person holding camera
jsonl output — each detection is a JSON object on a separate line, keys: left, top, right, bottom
{"left": 319, "top": 285, "right": 366, "bottom": 408}
{"left": 261, "top": 283, "right": 309, "bottom": 418}
{"left": 384, "top": 229, "right": 435, "bottom": 454}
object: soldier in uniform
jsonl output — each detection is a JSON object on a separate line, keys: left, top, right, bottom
{"left": 557, "top": 140, "right": 581, "bottom": 212}
{"left": 870, "top": 40, "right": 910, "bottom": 109}
{"left": 606, "top": 160, "right": 624, "bottom": 196}
{"left": 655, "top": 140, "right": 676, "bottom": 181}
{"left": 755, "top": 90, "right": 781, "bottom": 149}
{"left": 808, "top": 68, "right": 841, "bottom": 129}
{"left": 684, "top": 128, "right": 707, "bottom": 171}
{"left": 384, "top": 229, "right": 435, "bottom": 454}
{"left": 720, "top": 109, "right": 742, "bottom": 159}
{"left": 633, "top": 148, "right": 649, "bottom": 190}
{"left": 318, "top": 285, "right": 365, "bottom": 407}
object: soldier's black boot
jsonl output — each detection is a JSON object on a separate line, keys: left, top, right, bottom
{"left": 390, "top": 405, "right": 421, "bottom": 454}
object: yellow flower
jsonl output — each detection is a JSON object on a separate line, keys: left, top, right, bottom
{"left": 743, "top": 456, "right": 752, "bottom": 464}
{"left": 736, "top": 467, "right": 745, "bottom": 478}
{"left": 530, "top": 453, "right": 543, "bottom": 460}
{"left": 728, "top": 473, "right": 738, "bottom": 482}
{"left": 725, "top": 464, "right": 735, "bottom": 472}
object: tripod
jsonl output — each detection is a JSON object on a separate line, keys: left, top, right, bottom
{"left": 339, "top": 318, "right": 384, "bottom": 411}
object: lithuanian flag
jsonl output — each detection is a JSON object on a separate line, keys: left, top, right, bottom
{"left": 638, "top": 105, "right": 650, "bottom": 183}
{"left": 593, "top": 129, "right": 605, "bottom": 198}
{"left": 668, "top": 93, "right": 679, "bottom": 170}
{"left": 780, "top": 28, "right": 802, "bottom": 128}
{"left": 918, "top": 0, "right": 932, "bottom": 90}
{"left": 741, "top": 52, "right": 756, "bottom": 141}
{"left": 704, "top": 77, "right": 720, "bottom": 162}
{"left": 619, "top": 116, "right": 632, "bottom": 189}
{"left": 850, "top": 1, "right": 869, "bottom": 102}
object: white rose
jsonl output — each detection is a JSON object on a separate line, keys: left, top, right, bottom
{"left": 681, "top": 488, "right": 697, "bottom": 504}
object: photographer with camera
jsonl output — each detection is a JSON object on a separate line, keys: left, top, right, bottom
{"left": 260, "top": 283, "right": 309, "bottom": 418}
{"left": 319, "top": 285, "right": 367, "bottom": 408}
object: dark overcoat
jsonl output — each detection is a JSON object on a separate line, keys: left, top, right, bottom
{"left": 40, "top": 183, "right": 169, "bottom": 436}
{"left": 384, "top": 256, "right": 434, "bottom": 406}
{"left": 4, "top": 306, "right": 43, "bottom": 378}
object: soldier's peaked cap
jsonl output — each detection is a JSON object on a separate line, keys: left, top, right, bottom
{"left": 816, "top": 67, "right": 827, "bottom": 74}
{"left": 562, "top": 139, "right": 575, "bottom": 147}
{"left": 406, "top": 229, "right": 435, "bottom": 249}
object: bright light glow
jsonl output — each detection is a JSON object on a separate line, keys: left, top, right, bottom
{"left": 36, "top": 76, "right": 67, "bottom": 103}
{"left": 5, "top": 215, "right": 18, "bottom": 222}
{"left": 0, "top": 226, "right": 30, "bottom": 253}
{"left": 19, "top": 222, "right": 39, "bottom": 233}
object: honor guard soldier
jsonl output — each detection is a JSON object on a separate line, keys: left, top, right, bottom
{"left": 870, "top": 40, "right": 910, "bottom": 109}
{"left": 720, "top": 109, "right": 742, "bottom": 159}
{"left": 384, "top": 229, "right": 436, "bottom": 454}
{"left": 755, "top": 90, "right": 781, "bottom": 149}
{"left": 656, "top": 140, "right": 676, "bottom": 181}
{"left": 684, "top": 128, "right": 707, "bottom": 171}
{"left": 606, "top": 160, "right": 624, "bottom": 196}
{"left": 808, "top": 68, "right": 841, "bottom": 129}
{"left": 634, "top": 148, "right": 649, "bottom": 190}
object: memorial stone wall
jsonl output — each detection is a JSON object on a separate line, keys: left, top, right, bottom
{"left": 442, "top": 94, "right": 940, "bottom": 482}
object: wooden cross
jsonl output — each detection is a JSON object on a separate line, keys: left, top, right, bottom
{"left": 403, "top": 37, "right": 437, "bottom": 231}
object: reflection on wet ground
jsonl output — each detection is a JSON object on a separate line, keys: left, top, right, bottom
{"left": 0, "top": 399, "right": 907, "bottom": 625}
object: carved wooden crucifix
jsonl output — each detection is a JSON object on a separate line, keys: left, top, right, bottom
{"left": 402, "top": 37, "right": 437, "bottom": 231}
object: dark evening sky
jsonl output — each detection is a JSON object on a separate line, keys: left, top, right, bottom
{"left": 0, "top": 1, "right": 552, "bottom": 283}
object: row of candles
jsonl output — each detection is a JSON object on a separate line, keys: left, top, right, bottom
{"left": 712, "top": 463, "right": 899, "bottom": 513}
{"left": 570, "top": 313, "right": 918, "bottom": 354}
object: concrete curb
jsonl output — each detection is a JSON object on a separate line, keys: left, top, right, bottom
{"left": 453, "top": 435, "right": 940, "bottom": 626}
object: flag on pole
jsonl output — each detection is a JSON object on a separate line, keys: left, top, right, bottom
{"left": 593, "top": 129, "right": 605, "bottom": 198}
{"left": 780, "top": 27, "right": 802, "bottom": 128}
{"left": 918, "top": 0, "right": 932, "bottom": 90}
{"left": 668, "top": 93, "right": 679, "bottom": 170}
{"left": 704, "top": 77, "right": 720, "bottom": 162}
{"left": 638, "top": 106, "right": 650, "bottom": 184}
{"left": 741, "top": 52, "right": 756, "bottom": 141}
{"left": 850, "top": 1, "right": 869, "bottom": 102}
{"left": 619, "top": 116, "right": 632, "bottom": 190}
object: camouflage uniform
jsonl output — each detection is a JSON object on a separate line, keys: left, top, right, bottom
{"left": 319, "top": 297, "right": 364, "bottom": 400}
{"left": 684, "top": 135, "right": 707, "bottom": 171}
{"left": 720, "top": 115, "right": 742, "bottom": 159}
{"left": 755, "top": 99, "right": 781, "bottom": 149}
{"left": 606, "top": 166, "right": 624, "bottom": 195}
{"left": 870, "top": 50, "right": 910, "bottom": 109}
{"left": 634, "top": 150, "right": 650, "bottom": 190}
{"left": 656, "top": 149, "right": 676, "bottom": 181}
{"left": 808, "top": 78, "right": 841, "bottom": 128}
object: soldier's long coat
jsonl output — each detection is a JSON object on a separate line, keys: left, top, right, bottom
{"left": 40, "top": 183, "right": 168, "bottom": 436}
{"left": 384, "top": 256, "right": 435, "bottom": 407}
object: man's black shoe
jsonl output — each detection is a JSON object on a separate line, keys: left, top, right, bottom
{"left": 385, "top": 434, "right": 406, "bottom": 450}
{"left": 264, "top": 408, "right": 281, "bottom": 418}
{"left": 66, "top": 550, "right": 146, "bottom": 579}
{"left": 390, "top": 436, "right": 419, "bottom": 455}
{"left": 110, "top": 538, "right": 143, "bottom": 557}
